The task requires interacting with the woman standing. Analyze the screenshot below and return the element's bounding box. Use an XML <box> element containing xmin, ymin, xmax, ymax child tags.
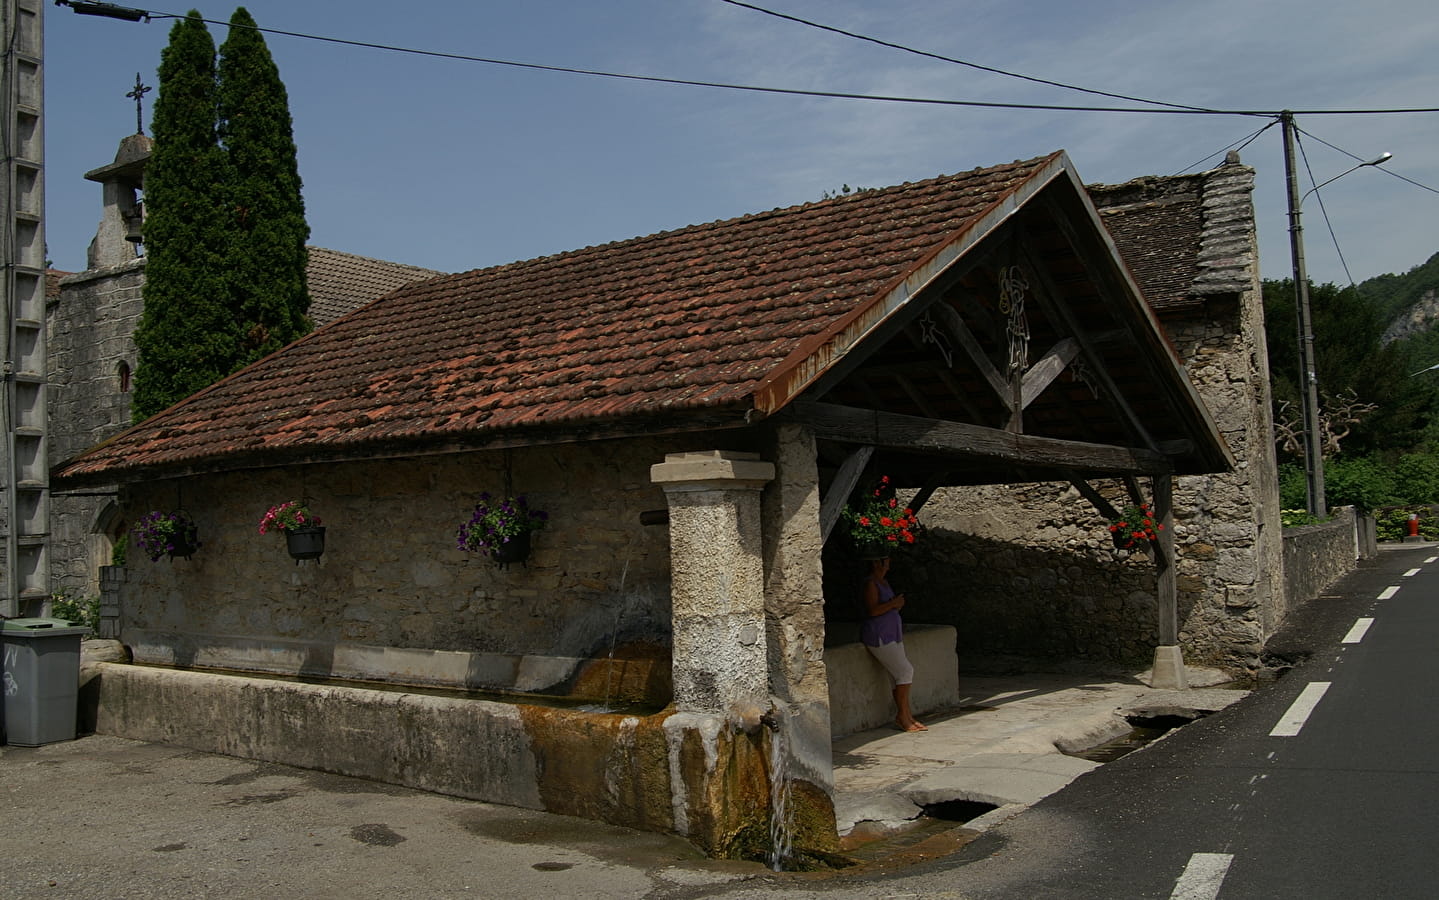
<box><xmin>861</xmin><ymin>556</ymin><xmax>926</xmax><ymax>732</ymax></box>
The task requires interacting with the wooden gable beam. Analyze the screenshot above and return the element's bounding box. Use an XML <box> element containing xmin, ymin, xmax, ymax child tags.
<box><xmin>1020</xmin><ymin>337</ymin><xmax>1079</xmax><ymax>409</ymax></box>
<box><xmin>1013</xmin><ymin>233</ymin><xmax>1161</xmax><ymax>452</ymax></box>
<box><xmin>787</xmin><ymin>401</ymin><xmax>1171</xmax><ymax>475</ymax></box>
<box><xmin>927</xmin><ymin>301</ymin><xmax>1011</xmax><ymax>408</ymax></box>
<box><xmin>819</xmin><ymin>445</ymin><xmax>874</xmax><ymax>543</ymax></box>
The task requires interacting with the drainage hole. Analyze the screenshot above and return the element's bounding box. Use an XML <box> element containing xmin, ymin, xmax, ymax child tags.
<box><xmin>921</xmin><ymin>799</ymin><xmax>999</xmax><ymax>823</ymax></box>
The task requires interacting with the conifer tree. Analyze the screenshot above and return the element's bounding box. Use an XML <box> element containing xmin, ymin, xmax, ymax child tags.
<box><xmin>217</xmin><ymin>6</ymin><xmax>311</xmax><ymax>361</ymax></box>
<box><xmin>132</xmin><ymin>11</ymin><xmax>240</xmax><ymax>420</ymax></box>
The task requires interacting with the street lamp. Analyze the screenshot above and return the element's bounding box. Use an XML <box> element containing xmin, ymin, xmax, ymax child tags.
<box><xmin>1280</xmin><ymin>110</ymin><xmax>1391</xmax><ymax>518</ymax></box>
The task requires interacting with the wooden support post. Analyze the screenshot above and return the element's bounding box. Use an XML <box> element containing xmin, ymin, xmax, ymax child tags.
<box><xmin>1150</xmin><ymin>473</ymin><xmax>1187</xmax><ymax>689</ymax></box>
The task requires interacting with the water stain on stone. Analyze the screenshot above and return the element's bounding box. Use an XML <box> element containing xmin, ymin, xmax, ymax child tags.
<box><xmin>219</xmin><ymin>789</ymin><xmax>299</xmax><ymax>807</ymax></box>
<box><xmin>350</xmin><ymin>823</ymin><xmax>406</xmax><ymax>847</ymax></box>
<box><xmin>532</xmin><ymin>861</ymin><xmax>574</xmax><ymax>872</ymax></box>
<box><xmin>152</xmin><ymin>843</ymin><xmax>187</xmax><ymax>852</ymax></box>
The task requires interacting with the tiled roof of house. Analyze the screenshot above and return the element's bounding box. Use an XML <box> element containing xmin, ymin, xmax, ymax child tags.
<box><xmin>54</xmin><ymin>153</ymin><xmax>1066</xmax><ymax>484</ymax></box>
<box><xmin>304</xmin><ymin>247</ymin><xmax>445</xmax><ymax>325</ymax></box>
<box><xmin>45</xmin><ymin>269</ymin><xmax>72</xmax><ymax>299</ymax></box>
<box><xmin>1089</xmin><ymin>156</ymin><xmax>1256</xmax><ymax>308</ymax></box>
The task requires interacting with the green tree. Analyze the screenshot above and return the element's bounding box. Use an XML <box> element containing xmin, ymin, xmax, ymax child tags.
<box><xmin>133</xmin><ymin>11</ymin><xmax>241</xmax><ymax>420</ymax></box>
<box><xmin>1263</xmin><ymin>278</ymin><xmax>1433</xmax><ymax>455</ymax></box>
<box><xmin>217</xmin><ymin>6</ymin><xmax>311</xmax><ymax>361</ymax></box>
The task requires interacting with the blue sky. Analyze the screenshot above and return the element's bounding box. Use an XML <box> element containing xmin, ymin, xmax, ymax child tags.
<box><xmin>44</xmin><ymin>0</ymin><xmax>1439</xmax><ymax>288</ymax></box>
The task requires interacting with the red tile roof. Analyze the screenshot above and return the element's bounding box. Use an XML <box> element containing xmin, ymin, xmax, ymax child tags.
<box><xmin>54</xmin><ymin>152</ymin><xmax>1096</xmax><ymax>485</ymax></box>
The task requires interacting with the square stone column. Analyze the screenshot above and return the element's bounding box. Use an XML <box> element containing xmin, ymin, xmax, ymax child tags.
<box><xmin>651</xmin><ymin>450</ymin><xmax>774</xmax><ymax>716</ymax></box>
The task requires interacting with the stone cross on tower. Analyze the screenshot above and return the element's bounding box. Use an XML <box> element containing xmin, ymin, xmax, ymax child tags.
<box><xmin>125</xmin><ymin>71</ymin><xmax>150</xmax><ymax>135</ymax></box>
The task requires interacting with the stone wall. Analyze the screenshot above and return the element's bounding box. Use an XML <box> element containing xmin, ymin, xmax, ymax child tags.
<box><xmin>46</xmin><ymin>259</ymin><xmax>146</xmax><ymax>596</ymax></box>
<box><xmin>1281</xmin><ymin>507</ymin><xmax>1359</xmax><ymax>612</ymax></box>
<box><xmin>115</xmin><ymin>437</ymin><xmax>724</xmax><ymax>677</ymax></box>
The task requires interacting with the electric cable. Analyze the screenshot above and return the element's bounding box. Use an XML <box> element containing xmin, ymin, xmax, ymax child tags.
<box><xmin>86</xmin><ymin>8</ymin><xmax>1437</xmax><ymax>119</ymax></box>
<box><xmin>1294</xmin><ymin>127</ymin><xmax>1357</xmax><ymax>286</ymax></box>
<box><xmin>1296</xmin><ymin>125</ymin><xmax>1439</xmax><ymax>196</ymax></box>
<box><xmin>717</xmin><ymin>0</ymin><xmax>1219</xmax><ymax>112</ymax></box>
<box><xmin>1172</xmin><ymin>120</ymin><xmax>1279</xmax><ymax>175</ymax></box>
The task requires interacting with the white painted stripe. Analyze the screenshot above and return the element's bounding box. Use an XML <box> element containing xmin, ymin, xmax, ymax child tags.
<box><xmin>1171</xmin><ymin>852</ymin><xmax>1234</xmax><ymax>900</ymax></box>
<box><xmin>1341</xmin><ymin>618</ymin><xmax>1374</xmax><ymax>644</ymax></box>
<box><xmin>1404</xmin><ymin>568</ymin><xmax>1421</xmax><ymax>577</ymax></box>
<box><xmin>1426</xmin><ymin>557</ymin><xmax>1438</xmax><ymax>564</ymax></box>
<box><xmin>1271</xmin><ymin>682</ymin><xmax>1331</xmax><ymax>737</ymax></box>
<box><xmin>1378</xmin><ymin>586</ymin><xmax>1400</xmax><ymax>600</ymax></box>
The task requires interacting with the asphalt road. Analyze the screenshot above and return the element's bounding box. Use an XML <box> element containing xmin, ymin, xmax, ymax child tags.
<box><xmin>797</xmin><ymin>542</ymin><xmax>1439</xmax><ymax>900</ymax></box>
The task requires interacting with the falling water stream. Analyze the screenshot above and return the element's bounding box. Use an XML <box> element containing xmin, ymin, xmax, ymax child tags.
<box><xmin>599</xmin><ymin>553</ymin><xmax>633</xmax><ymax>711</ymax></box>
<box><xmin>767</xmin><ymin>707</ymin><xmax>795</xmax><ymax>871</ymax></box>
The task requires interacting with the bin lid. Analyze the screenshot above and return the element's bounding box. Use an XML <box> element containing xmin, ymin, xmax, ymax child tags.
<box><xmin>1</xmin><ymin>617</ymin><xmax>86</xmax><ymax>636</ymax></box>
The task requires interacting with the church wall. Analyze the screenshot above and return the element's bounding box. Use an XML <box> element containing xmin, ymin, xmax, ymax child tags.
<box><xmin>46</xmin><ymin>259</ymin><xmax>145</xmax><ymax>596</ymax></box>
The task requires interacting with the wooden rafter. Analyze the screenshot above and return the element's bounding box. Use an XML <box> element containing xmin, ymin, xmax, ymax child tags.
<box><xmin>819</xmin><ymin>445</ymin><xmax>874</xmax><ymax>542</ymax></box>
<box><xmin>787</xmin><ymin>401</ymin><xmax>1171</xmax><ymax>476</ymax></box>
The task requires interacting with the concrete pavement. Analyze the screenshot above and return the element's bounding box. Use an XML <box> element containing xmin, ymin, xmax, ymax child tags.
<box><xmin>830</xmin><ymin>668</ymin><xmax>1248</xmax><ymax>846</ymax></box>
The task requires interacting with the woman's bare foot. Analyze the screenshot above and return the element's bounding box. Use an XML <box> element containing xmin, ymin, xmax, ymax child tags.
<box><xmin>897</xmin><ymin>719</ymin><xmax>928</xmax><ymax>732</ymax></box>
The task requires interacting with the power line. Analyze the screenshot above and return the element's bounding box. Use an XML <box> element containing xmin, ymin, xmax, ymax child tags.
<box><xmin>1294</xmin><ymin>127</ymin><xmax>1357</xmax><ymax>286</ymax></box>
<box><xmin>1296</xmin><ymin>125</ymin><xmax>1439</xmax><ymax>196</ymax></box>
<box><xmin>1172</xmin><ymin>120</ymin><xmax>1279</xmax><ymax>175</ymax></box>
<box><xmin>718</xmin><ymin>0</ymin><xmax>1218</xmax><ymax>113</ymax></box>
<box><xmin>101</xmin><ymin>8</ymin><xmax>1438</xmax><ymax>119</ymax></box>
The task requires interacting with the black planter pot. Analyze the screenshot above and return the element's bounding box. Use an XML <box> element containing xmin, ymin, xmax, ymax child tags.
<box><xmin>490</xmin><ymin>531</ymin><xmax>532</xmax><ymax>568</ymax></box>
<box><xmin>167</xmin><ymin>523</ymin><xmax>200</xmax><ymax>561</ymax></box>
<box><xmin>286</xmin><ymin>526</ymin><xmax>326</xmax><ymax>563</ymax></box>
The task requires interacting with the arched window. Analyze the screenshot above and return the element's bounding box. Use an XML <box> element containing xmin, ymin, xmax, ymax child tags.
<box><xmin>117</xmin><ymin>361</ymin><xmax>131</xmax><ymax>393</ymax></box>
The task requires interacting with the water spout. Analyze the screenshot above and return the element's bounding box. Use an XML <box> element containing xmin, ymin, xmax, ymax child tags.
<box><xmin>766</xmin><ymin>702</ymin><xmax>794</xmax><ymax>871</ymax></box>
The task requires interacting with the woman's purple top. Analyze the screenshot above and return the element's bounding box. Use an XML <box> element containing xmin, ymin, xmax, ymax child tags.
<box><xmin>861</xmin><ymin>577</ymin><xmax>904</xmax><ymax>647</ymax></box>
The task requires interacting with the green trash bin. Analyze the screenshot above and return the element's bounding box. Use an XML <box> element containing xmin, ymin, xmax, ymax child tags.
<box><xmin>2</xmin><ymin>618</ymin><xmax>86</xmax><ymax>746</ymax></box>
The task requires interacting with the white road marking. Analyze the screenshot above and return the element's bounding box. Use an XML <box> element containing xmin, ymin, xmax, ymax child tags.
<box><xmin>1342</xmin><ymin>618</ymin><xmax>1374</xmax><ymax>644</ymax></box>
<box><xmin>1171</xmin><ymin>852</ymin><xmax>1234</xmax><ymax>900</ymax></box>
<box><xmin>1271</xmin><ymin>682</ymin><xmax>1331</xmax><ymax>737</ymax></box>
<box><xmin>1404</xmin><ymin>568</ymin><xmax>1421</xmax><ymax>577</ymax></box>
<box><xmin>1378</xmin><ymin>586</ymin><xmax>1400</xmax><ymax>600</ymax></box>
<box><xmin>1425</xmin><ymin>557</ymin><xmax>1437</xmax><ymax>564</ymax></box>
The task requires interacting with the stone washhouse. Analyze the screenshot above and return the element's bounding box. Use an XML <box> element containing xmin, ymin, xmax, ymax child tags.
<box><xmin>53</xmin><ymin>151</ymin><xmax>1233</xmax><ymax>860</ymax></box>
<box><xmin>908</xmin><ymin>154</ymin><xmax>1286</xmax><ymax>674</ymax></box>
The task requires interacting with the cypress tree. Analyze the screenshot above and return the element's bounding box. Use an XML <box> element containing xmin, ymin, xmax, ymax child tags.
<box><xmin>132</xmin><ymin>11</ymin><xmax>240</xmax><ymax>420</ymax></box>
<box><xmin>217</xmin><ymin>6</ymin><xmax>311</xmax><ymax>361</ymax></box>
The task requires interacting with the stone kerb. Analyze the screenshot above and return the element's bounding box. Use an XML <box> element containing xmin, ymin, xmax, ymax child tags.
<box><xmin>1281</xmin><ymin>506</ymin><xmax>1360</xmax><ymax>612</ymax></box>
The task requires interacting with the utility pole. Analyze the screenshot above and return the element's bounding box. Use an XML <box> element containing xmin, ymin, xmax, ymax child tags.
<box><xmin>1281</xmin><ymin>110</ymin><xmax>1327</xmax><ymax>519</ymax></box>
<box><xmin>2</xmin><ymin>0</ymin><xmax>49</xmax><ymax>617</ymax></box>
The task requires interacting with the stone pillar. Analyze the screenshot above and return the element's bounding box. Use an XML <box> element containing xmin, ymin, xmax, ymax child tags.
<box><xmin>650</xmin><ymin>451</ymin><xmax>775</xmax><ymax>858</ymax></box>
<box><xmin>651</xmin><ymin>450</ymin><xmax>774</xmax><ymax>716</ymax></box>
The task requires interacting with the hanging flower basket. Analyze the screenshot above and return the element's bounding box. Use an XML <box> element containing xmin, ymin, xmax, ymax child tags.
<box><xmin>260</xmin><ymin>500</ymin><xmax>325</xmax><ymax>563</ymax></box>
<box><xmin>490</xmin><ymin>530</ymin><xmax>532</xmax><ymax>567</ymax></box>
<box><xmin>133</xmin><ymin>510</ymin><xmax>201</xmax><ymax>562</ymax></box>
<box><xmin>284</xmin><ymin>525</ymin><xmax>326</xmax><ymax>562</ymax></box>
<box><xmin>457</xmin><ymin>493</ymin><xmax>547</xmax><ymax>569</ymax></box>
<box><xmin>1108</xmin><ymin>503</ymin><xmax>1162</xmax><ymax>550</ymax></box>
<box><xmin>842</xmin><ymin>475</ymin><xmax>920</xmax><ymax>558</ymax></box>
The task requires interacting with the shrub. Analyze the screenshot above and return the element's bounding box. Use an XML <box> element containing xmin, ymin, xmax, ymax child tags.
<box><xmin>50</xmin><ymin>592</ymin><xmax>100</xmax><ymax>634</ymax></box>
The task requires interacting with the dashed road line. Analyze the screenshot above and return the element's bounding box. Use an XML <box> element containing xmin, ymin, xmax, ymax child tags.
<box><xmin>1341</xmin><ymin>618</ymin><xmax>1374</xmax><ymax>644</ymax></box>
<box><xmin>1171</xmin><ymin>852</ymin><xmax>1234</xmax><ymax>900</ymax></box>
<box><xmin>1403</xmin><ymin>568</ymin><xmax>1421</xmax><ymax>577</ymax></box>
<box><xmin>1378</xmin><ymin>586</ymin><xmax>1400</xmax><ymax>600</ymax></box>
<box><xmin>1271</xmin><ymin>682</ymin><xmax>1331</xmax><ymax>737</ymax></box>
<box><xmin>1425</xmin><ymin>556</ymin><xmax>1437</xmax><ymax>564</ymax></box>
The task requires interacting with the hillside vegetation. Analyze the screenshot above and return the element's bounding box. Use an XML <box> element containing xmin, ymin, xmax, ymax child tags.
<box><xmin>1263</xmin><ymin>251</ymin><xmax>1439</xmax><ymax>513</ymax></box>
